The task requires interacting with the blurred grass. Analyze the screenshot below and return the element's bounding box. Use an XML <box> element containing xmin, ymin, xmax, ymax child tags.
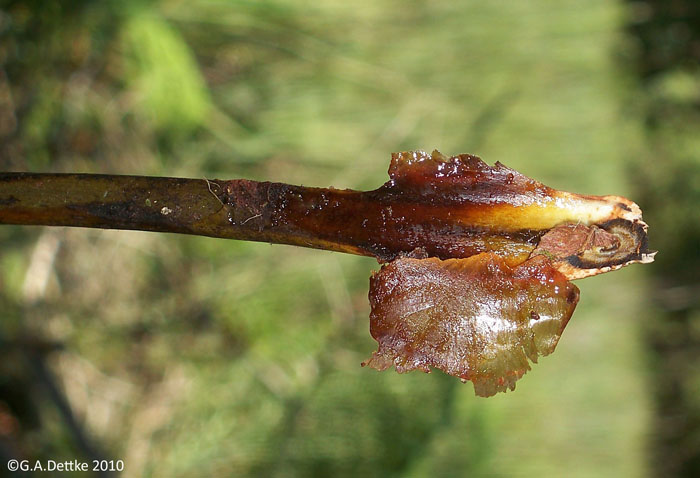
<box><xmin>623</xmin><ymin>1</ymin><xmax>700</xmax><ymax>474</ymax></box>
<box><xmin>0</xmin><ymin>0</ymin><xmax>662</xmax><ymax>476</ymax></box>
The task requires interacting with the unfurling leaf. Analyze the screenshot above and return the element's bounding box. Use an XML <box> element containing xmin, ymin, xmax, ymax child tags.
<box><xmin>364</xmin><ymin>254</ymin><xmax>579</xmax><ymax>397</ymax></box>
<box><xmin>361</xmin><ymin>150</ymin><xmax>653</xmax><ymax>396</ymax></box>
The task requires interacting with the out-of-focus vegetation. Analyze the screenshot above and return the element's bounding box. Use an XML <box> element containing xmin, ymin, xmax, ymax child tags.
<box><xmin>623</xmin><ymin>1</ymin><xmax>700</xmax><ymax>476</ymax></box>
<box><xmin>0</xmin><ymin>0</ymin><xmax>694</xmax><ymax>476</ymax></box>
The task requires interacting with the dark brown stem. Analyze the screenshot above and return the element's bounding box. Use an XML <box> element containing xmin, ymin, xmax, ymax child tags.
<box><xmin>0</xmin><ymin>173</ymin><xmax>228</xmax><ymax>234</ymax></box>
<box><xmin>0</xmin><ymin>172</ymin><xmax>539</xmax><ymax>262</ymax></box>
<box><xmin>0</xmin><ymin>172</ymin><xmax>368</xmax><ymax>254</ymax></box>
<box><xmin>0</xmin><ymin>151</ymin><xmax>652</xmax><ymax>273</ymax></box>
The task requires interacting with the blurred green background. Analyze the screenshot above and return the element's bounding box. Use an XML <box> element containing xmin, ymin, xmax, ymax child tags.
<box><xmin>0</xmin><ymin>0</ymin><xmax>698</xmax><ymax>476</ymax></box>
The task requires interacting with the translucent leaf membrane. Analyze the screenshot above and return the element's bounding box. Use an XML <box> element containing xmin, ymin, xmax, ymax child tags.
<box><xmin>364</xmin><ymin>254</ymin><xmax>579</xmax><ymax>397</ymax></box>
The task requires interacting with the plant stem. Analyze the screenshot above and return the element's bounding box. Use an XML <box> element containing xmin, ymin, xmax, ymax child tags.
<box><xmin>0</xmin><ymin>173</ymin><xmax>367</xmax><ymax>255</ymax></box>
<box><xmin>0</xmin><ymin>151</ymin><xmax>652</xmax><ymax>272</ymax></box>
<box><xmin>0</xmin><ymin>171</ymin><xmax>539</xmax><ymax>262</ymax></box>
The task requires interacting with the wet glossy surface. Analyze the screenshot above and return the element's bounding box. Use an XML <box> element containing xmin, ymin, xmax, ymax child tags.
<box><xmin>1</xmin><ymin>152</ymin><xmax>651</xmax><ymax>273</ymax></box>
<box><xmin>364</xmin><ymin>253</ymin><xmax>579</xmax><ymax>397</ymax></box>
<box><xmin>218</xmin><ymin>151</ymin><xmax>650</xmax><ymax>268</ymax></box>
